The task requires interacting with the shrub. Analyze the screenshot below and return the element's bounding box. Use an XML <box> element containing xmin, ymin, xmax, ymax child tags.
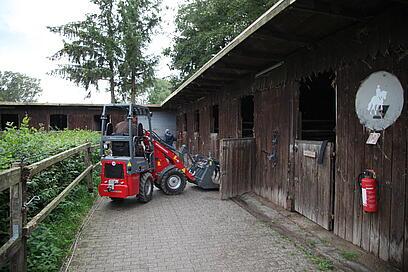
<box><xmin>0</xmin><ymin>117</ymin><xmax>100</xmax><ymax>271</ymax></box>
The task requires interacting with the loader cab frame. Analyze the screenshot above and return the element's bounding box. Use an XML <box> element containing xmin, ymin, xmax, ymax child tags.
<box><xmin>99</xmin><ymin>104</ymin><xmax>155</xmax><ymax>170</ymax></box>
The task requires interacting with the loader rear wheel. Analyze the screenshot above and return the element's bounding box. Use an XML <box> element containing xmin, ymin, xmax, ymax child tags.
<box><xmin>138</xmin><ymin>172</ymin><xmax>153</xmax><ymax>203</ymax></box>
<box><xmin>161</xmin><ymin>169</ymin><xmax>186</xmax><ymax>195</ymax></box>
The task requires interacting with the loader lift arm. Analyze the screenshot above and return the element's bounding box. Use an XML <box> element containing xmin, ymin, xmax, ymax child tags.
<box><xmin>143</xmin><ymin>130</ymin><xmax>196</xmax><ymax>182</ymax></box>
<box><xmin>144</xmin><ymin>130</ymin><xmax>220</xmax><ymax>190</ymax></box>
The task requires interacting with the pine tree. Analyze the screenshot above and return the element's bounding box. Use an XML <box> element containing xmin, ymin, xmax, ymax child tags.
<box><xmin>118</xmin><ymin>0</ymin><xmax>160</xmax><ymax>104</ymax></box>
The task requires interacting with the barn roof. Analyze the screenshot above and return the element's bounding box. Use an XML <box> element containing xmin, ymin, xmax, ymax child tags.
<box><xmin>161</xmin><ymin>0</ymin><xmax>406</xmax><ymax>108</ymax></box>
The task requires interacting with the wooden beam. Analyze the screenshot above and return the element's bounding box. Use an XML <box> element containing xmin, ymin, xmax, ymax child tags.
<box><xmin>204</xmin><ymin>71</ymin><xmax>242</xmax><ymax>80</ymax></box>
<box><xmin>187</xmin><ymin>86</ymin><xmax>218</xmax><ymax>92</ymax></box>
<box><xmin>195</xmin><ymin>78</ymin><xmax>233</xmax><ymax>87</ymax></box>
<box><xmin>0</xmin><ymin>167</ymin><xmax>20</xmax><ymax>192</ymax></box>
<box><xmin>83</xmin><ymin>147</ymin><xmax>93</xmax><ymax>193</ymax></box>
<box><xmin>24</xmin><ymin>165</ymin><xmax>93</xmax><ymax>236</ymax></box>
<box><xmin>199</xmin><ymin>71</ymin><xmax>238</xmax><ymax>81</ymax></box>
<box><xmin>211</xmin><ymin>66</ymin><xmax>253</xmax><ymax>74</ymax></box>
<box><xmin>229</xmin><ymin>49</ymin><xmax>282</xmax><ymax>61</ymax></box>
<box><xmin>0</xmin><ymin>238</ymin><xmax>21</xmax><ymax>267</ymax></box>
<box><xmin>27</xmin><ymin>143</ymin><xmax>91</xmax><ymax>177</ymax></box>
<box><xmin>9</xmin><ymin>178</ymin><xmax>25</xmax><ymax>272</ymax></box>
<box><xmin>185</xmin><ymin>89</ymin><xmax>214</xmax><ymax>95</ymax></box>
<box><xmin>256</xmin><ymin>28</ymin><xmax>312</xmax><ymax>44</ymax></box>
<box><xmin>214</xmin><ymin>62</ymin><xmax>259</xmax><ymax>73</ymax></box>
<box><xmin>291</xmin><ymin>6</ymin><xmax>365</xmax><ymax>22</ymax></box>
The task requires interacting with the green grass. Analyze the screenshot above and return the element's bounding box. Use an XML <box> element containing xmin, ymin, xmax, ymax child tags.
<box><xmin>340</xmin><ymin>250</ymin><xmax>359</xmax><ymax>262</ymax></box>
<box><xmin>301</xmin><ymin>247</ymin><xmax>334</xmax><ymax>271</ymax></box>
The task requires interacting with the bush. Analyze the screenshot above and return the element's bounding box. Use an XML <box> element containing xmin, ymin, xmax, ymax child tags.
<box><xmin>0</xmin><ymin>117</ymin><xmax>100</xmax><ymax>271</ymax></box>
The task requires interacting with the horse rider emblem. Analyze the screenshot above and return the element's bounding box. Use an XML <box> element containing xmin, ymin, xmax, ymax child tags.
<box><xmin>367</xmin><ymin>85</ymin><xmax>388</xmax><ymax>118</ymax></box>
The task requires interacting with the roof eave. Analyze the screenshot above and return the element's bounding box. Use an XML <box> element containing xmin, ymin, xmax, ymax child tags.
<box><xmin>160</xmin><ymin>0</ymin><xmax>297</xmax><ymax>107</ymax></box>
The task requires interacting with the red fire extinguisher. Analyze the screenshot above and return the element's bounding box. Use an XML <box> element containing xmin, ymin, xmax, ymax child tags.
<box><xmin>357</xmin><ymin>170</ymin><xmax>378</xmax><ymax>213</ymax></box>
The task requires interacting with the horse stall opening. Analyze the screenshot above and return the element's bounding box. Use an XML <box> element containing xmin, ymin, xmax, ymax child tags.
<box><xmin>293</xmin><ymin>71</ymin><xmax>337</xmax><ymax>230</ymax></box>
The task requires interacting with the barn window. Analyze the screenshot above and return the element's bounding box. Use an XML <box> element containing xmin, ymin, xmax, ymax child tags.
<box><xmin>299</xmin><ymin>71</ymin><xmax>336</xmax><ymax>141</ymax></box>
<box><xmin>50</xmin><ymin>114</ymin><xmax>68</xmax><ymax>130</ymax></box>
<box><xmin>210</xmin><ymin>105</ymin><xmax>219</xmax><ymax>133</ymax></box>
<box><xmin>94</xmin><ymin>115</ymin><xmax>102</xmax><ymax>131</ymax></box>
<box><xmin>194</xmin><ymin>110</ymin><xmax>199</xmax><ymax>133</ymax></box>
<box><xmin>241</xmin><ymin>95</ymin><xmax>254</xmax><ymax>137</ymax></box>
<box><xmin>183</xmin><ymin>113</ymin><xmax>187</xmax><ymax>131</ymax></box>
<box><xmin>1</xmin><ymin>114</ymin><xmax>19</xmax><ymax>130</ymax></box>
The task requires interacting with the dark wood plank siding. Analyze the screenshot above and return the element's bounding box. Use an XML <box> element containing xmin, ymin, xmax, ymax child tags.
<box><xmin>253</xmin><ymin>81</ymin><xmax>292</xmax><ymax>208</ymax></box>
<box><xmin>334</xmin><ymin>54</ymin><xmax>408</xmax><ymax>269</ymax></box>
<box><xmin>174</xmin><ymin>7</ymin><xmax>408</xmax><ymax>269</ymax></box>
<box><xmin>220</xmin><ymin>138</ymin><xmax>255</xmax><ymax>199</ymax></box>
<box><xmin>294</xmin><ymin>141</ymin><xmax>334</xmax><ymax>230</ymax></box>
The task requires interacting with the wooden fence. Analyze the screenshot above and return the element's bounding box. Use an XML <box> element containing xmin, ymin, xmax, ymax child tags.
<box><xmin>219</xmin><ymin>138</ymin><xmax>255</xmax><ymax>199</ymax></box>
<box><xmin>0</xmin><ymin>143</ymin><xmax>99</xmax><ymax>271</ymax></box>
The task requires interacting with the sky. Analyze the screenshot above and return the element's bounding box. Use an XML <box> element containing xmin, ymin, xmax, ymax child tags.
<box><xmin>0</xmin><ymin>0</ymin><xmax>181</xmax><ymax>104</ymax></box>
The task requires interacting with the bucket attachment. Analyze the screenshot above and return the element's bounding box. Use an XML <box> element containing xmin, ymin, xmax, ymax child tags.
<box><xmin>189</xmin><ymin>154</ymin><xmax>220</xmax><ymax>189</ymax></box>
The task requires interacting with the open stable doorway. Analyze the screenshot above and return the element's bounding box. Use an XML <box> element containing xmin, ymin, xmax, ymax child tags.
<box><xmin>241</xmin><ymin>95</ymin><xmax>254</xmax><ymax>138</ymax></box>
<box><xmin>50</xmin><ymin>114</ymin><xmax>68</xmax><ymax>130</ymax></box>
<box><xmin>294</xmin><ymin>71</ymin><xmax>336</xmax><ymax>231</ymax></box>
<box><xmin>299</xmin><ymin>71</ymin><xmax>336</xmax><ymax>142</ymax></box>
<box><xmin>1</xmin><ymin>114</ymin><xmax>19</xmax><ymax>130</ymax></box>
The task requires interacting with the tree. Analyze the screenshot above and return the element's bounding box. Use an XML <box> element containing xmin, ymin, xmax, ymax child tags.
<box><xmin>165</xmin><ymin>0</ymin><xmax>277</xmax><ymax>86</ymax></box>
<box><xmin>0</xmin><ymin>71</ymin><xmax>42</xmax><ymax>102</ymax></box>
<box><xmin>49</xmin><ymin>0</ymin><xmax>160</xmax><ymax>104</ymax></box>
<box><xmin>49</xmin><ymin>15</ymin><xmax>116</xmax><ymax>102</ymax></box>
<box><xmin>117</xmin><ymin>0</ymin><xmax>160</xmax><ymax>103</ymax></box>
<box><xmin>146</xmin><ymin>78</ymin><xmax>171</xmax><ymax>104</ymax></box>
<box><xmin>48</xmin><ymin>1</ymin><xmax>121</xmax><ymax>103</ymax></box>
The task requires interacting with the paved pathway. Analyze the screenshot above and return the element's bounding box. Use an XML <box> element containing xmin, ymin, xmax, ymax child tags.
<box><xmin>68</xmin><ymin>185</ymin><xmax>318</xmax><ymax>272</ymax></box>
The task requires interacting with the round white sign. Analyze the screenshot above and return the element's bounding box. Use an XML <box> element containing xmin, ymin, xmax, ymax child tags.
<box><xmin>355</xmin><ymin>71</ymin><xmax>404</xmax><ymax>131</ymax></box>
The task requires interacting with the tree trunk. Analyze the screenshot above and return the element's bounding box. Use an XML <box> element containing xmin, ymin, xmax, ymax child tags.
<box><xmin>130</xmin><ymin>71</ymin><xmax>136</xmax><ymax>104</ymax></box>
<box><xmin>109</xmin><ymin>61</ymin><xmax>116</xmax><ymax>103</ymax></box>
<box><xmin>110</xmin><ymin>77</ymin><xmax>115</xmax><ymax>103</ymax></box>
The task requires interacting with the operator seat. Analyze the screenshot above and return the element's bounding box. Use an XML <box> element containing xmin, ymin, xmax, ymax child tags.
<box><xmin>105</xmin><ymin>122</ymin><xmax>113</xmax><ymax>136</ymax></box>
<box><xmin>134</xmin><ymin>123</ymin><xmax>145</xmax><ymax>157</ymax></box>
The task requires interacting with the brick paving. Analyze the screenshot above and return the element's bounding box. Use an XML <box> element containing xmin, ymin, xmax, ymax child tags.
<box><xmin>67</xmin><ymin>185</ymin><xmax>318</xmax><ymax>272</ymax></box>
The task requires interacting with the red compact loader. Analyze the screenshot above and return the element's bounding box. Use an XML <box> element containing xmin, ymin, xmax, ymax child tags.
<box><xmin>98</xmin><ymin>104</ymin><xmax>219</xmax><ymax>203</ymax></box>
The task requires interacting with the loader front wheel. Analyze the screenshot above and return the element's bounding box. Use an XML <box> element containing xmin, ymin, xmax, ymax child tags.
<box><xmin>154</xmin><ymin>181</ymin><xmax>162</xmax><ymax>190</ymax></box>
<box><xmin>138</xmin><ymin>172</ymin><xmax>153</xmax><ymax>203</ymax></box>
<box><xmin>161</xmin><ymin>169</ymin><xmax>187</xmax><ymax>195</ymax></box>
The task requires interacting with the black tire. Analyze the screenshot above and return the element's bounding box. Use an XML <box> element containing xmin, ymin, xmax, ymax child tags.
<box><xmin>110</xmin><ymin>197</ymin><xmax>124</xmax><ymax>202</ymax></box>
<box><xmin>138</xmin><ymin>172</ymin><xmax>153</xmax><ymax>203</ymax></box>
<box><xmin>161</xmin><ymin>169</ymin><xmax>187</xmax><ymax>195</ymax></box>
<box><xmin>154</xmin><ymin>181</ymin><xmax>162</xmax><ymax>190</ymax></box>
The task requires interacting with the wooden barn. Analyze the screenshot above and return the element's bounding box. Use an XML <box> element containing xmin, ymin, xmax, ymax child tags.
<box><xmin>0</xmin><ymin>102</ymin><xmax>176</xmax><ymax>136</ymax></box>
<box><xmin>161</xmin><ymin>0</ymin><xmax>408</xmax><ymax>270</ymax></box>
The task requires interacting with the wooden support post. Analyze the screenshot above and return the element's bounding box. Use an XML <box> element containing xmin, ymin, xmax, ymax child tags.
<box><xmin>84</xmin><ymin>147</ymin><xmax>93</xmax><ymax>192</ymax></box>
<box><xmin>9</xmin><ymin>163</ymin><xmax>28</xmax><ymax>272</ymax></box>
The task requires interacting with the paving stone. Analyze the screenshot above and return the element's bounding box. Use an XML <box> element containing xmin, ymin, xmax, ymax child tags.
<box><xmin>68</xmin><ymin>185</ymin><xmax>317</xmax><ymax>271</ymax></box>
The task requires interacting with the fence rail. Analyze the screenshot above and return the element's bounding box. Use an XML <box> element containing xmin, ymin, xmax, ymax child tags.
<box><xmin>0</xmin><ymin>143</ymin><xmax>99</xmax><ymax>271</ymax></box>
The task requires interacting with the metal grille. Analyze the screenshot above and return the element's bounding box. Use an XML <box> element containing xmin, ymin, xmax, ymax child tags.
<box><xmin>104</xmin><ymin>163</ymin><xmax>124</xmax><ymax>179</ymax></box>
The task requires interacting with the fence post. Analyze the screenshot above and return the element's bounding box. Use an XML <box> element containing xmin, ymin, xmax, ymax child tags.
<box><xmin>10</xmin><ymin>163</ymin><xmax>28</xmax><ymax>272</ymax></box>
<box><xmin>84</xmin><ymin>146</ymin><xmax>93</xmax><ymax>192</ymax></box>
